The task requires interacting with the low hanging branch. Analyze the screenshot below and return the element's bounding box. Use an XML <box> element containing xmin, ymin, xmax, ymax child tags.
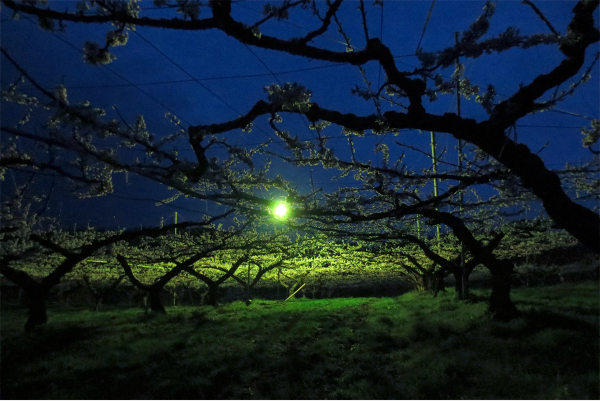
<box><xmin>82</xmin><ymin>274</ymin><xmax>126</xmax><ymax>311</ymax></box>
<box><xmin>182</xmin><ymin>255</ymin><xmax>249</xmax><ymax>306</ymax></box>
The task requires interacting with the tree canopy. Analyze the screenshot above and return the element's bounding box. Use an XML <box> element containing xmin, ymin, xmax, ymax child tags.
<box><xmin>1</xmin><ymin>0</ymin><xmax>598</xmax><ymax>326</ymax></box>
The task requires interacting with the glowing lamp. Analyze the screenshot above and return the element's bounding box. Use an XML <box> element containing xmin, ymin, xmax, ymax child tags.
<box><xmin>273</xmin><ymin>202</ymin><xmax>288</xmax><ymax>219</ymax></box>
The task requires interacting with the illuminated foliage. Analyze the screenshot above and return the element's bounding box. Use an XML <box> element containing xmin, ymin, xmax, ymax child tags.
<box><xmin>1</xmin><ymin>0</ymin><xmax>598</xmax><ymax>326</ymax></box>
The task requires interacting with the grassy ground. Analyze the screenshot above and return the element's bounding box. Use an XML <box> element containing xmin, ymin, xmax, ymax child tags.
<box><xmin>1</xmin><ymin>282</ymin><xmax>598</xmax><ymax>399</ymax></box>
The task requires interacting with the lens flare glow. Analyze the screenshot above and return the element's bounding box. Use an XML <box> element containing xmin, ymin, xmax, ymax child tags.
<box><xmin>273</xmin><ymin>202</ymin><xmax>288</xmax><ymax>219</ymax></box>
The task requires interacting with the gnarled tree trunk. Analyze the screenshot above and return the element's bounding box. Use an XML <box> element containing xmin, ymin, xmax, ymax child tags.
<box><xmin>489</xmin><ymin>266</ymin><xmax>519</xmax><ymax>320</ymax></box>
<box><xmin>24</xmin><ymin>290</ymin><xmax>49</xmax><ymax>332</ymax></box>
<box><xmin>147</xmin><ymin>287</ymin><xmax>166</xmax><ymax>314</ymax></box>
<box><xmin>201</xmin><ymin>284</ymin><xmax>221</xmax><ymax>307</ymax></box>
<box><xmin>453</xmin><ymin>270</ymin><xmax>470</xmax><ymax>300</ymax></box>
<box><xmin>0</xmin><ymin>263</ymin><xmax>51</xmax><ymax>331</ymax></box>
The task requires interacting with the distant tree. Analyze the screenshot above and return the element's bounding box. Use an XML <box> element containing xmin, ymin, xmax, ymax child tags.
<box><xmin>305</xmin><ymin>203</ymin><xmax>518</xmax><ymax>316</ymax></box>
<box><xmin>184</xmin><ymin>255</ymin><xmax>250</xmax><ymax>306</ymax></box>
<box><xmin>190</xmin><ymin>232</ymin><xmax>295</xmax><ymax>305</ymax></box>
<box><xmin>359</xmin><ymin>231</ymin><xmax>505</xmax><ymax>298</ymax></box>
<box><xmin>0</xmin><ymin>180</ymin><xmax>231</xmax><ymax>329</ymax></box>
<box><xmin>81</xmin><ymin>273</ymin><xmax>126</xmax><ymax>311</ymax></box>
<box><xmin>114</xmin><ymin>217</ymin><xmax>251</xmax><ymax>312</ymax></box>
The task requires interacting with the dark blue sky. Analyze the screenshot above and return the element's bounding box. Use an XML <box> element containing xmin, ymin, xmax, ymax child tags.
<box><xmin>1</xmin><ymin>1</ymin><xmax>598</xmax><ymax>230</ymax></box>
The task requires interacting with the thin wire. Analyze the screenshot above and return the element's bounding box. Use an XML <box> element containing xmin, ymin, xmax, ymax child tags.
<box><xmin>375</xmin><ymin>1</ymin><xmax>385</xmax><ymax>167</ymax></box>
<box><xmin>5</xmin><ymin>12</ymin><xmax>596</xmax><ymax>140</ymax></box>
<box><xmin>549</xmin><ymin>108</ymin><xmax>597</xmax><ymax>121</ymax></box>
<box><xmin>106</xmin><ymin>193</ymin><xmax>214</xmax><ymax>215</ymax></box>
<box><xmin>377</xmin><ymin>1</ymin><xmax>383</xmax><ymax>90</ymax></box>
<box><xmin>16</xmin><ymin>16</ymin><xmax>193</xmax><ymax>126</ymax></box>
<box><xmin>242</xmin><ymin>42</ymin><xmax>284</xmax><ymax>87</ymax></box>
<box><xmin>110</xmin><ymin>123</ymin><xmax>590</xmax><ymax>153</ymax></box>
<box><xmin>415</xmin><ymin>0</ymin><xmax>436</xmax><ymax>53</ymax></box>
<box><xmin>8</xmin><ymin>54</ymin><xmax>424</xmax><ymax>92</ymax></box>
<box><xmin>52</xmin><ymin>64</ymin><xmax>347</xmax><ymax>89</ymax></box>
<box><xmin>133</xmin><ymin>31</ymin><xmax>244</xmax><ymax>121</ymax></box>
<box><xmin>241</xmin><ymin>42</ymin><xmax>318</xmax><ymax>140</ymax></box>
<box><xmin>132</xmin><ymin>30</ymin><xmax>294</xmax><ymax>147</ymax></box>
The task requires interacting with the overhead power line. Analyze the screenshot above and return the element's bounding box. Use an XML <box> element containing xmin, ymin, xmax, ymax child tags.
<box><xmin>241</xmin><ymin>42</ymin><xmax>318</xmax><ymax>140</ymax></box>
<box><xmin>132</xmin><ymin>30</ymin><xmax>287</xmax><ymax>146</ymax></box>
<box><xmin>139</xmin><ymin>124</ymin><xmax>587</xmax><ymax>151</ymax></box>
<box><xmin>133</xmin><ymin>30</ymin><xmax>248</xmax><ymax>120</ymax></box>
<box><xmin>549</xmin><ymin>108</ymin><xmax>598</xmax><ymax>121</ymax></box>
<box><xmin>43</xmin><ymin>63</ymin><xmax>347</xmax><ymax>89</ymax></box>
<box><xmin>415</xmin><ymin>0</ymin><xmax>436</xmax><ymax>53</ymax></box>
<box><xmin>377</xmin><ymin>0</ymin><xmax>384</xmax><ymax>92</ymax></box>
<box><xmin>14</xmin><ymin>15</ymin><xmax>193</xmax><ymax>127</ymax></box>
<box><xmin>9</xmin><ymin>52</ymin><xmax>425</xmax><ymax>92</ymax></box>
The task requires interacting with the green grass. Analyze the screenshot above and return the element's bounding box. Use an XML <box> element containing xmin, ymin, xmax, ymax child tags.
<box><xmin>2</xmin><ymin>282</ymin><xmax>598</xmax><ymax>399</ymax></box>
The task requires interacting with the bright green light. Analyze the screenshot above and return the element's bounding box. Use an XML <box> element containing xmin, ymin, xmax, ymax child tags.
<box><xmin>273</xmin><ymin>202</ymin><xmax>288</xmax><ymax>219</ymax></box>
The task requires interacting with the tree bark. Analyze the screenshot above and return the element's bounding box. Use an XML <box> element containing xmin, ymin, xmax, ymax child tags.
<box><xmin>418</xmin><ymin>271</ymin><xmax>440</xmax><ymax>293</ymax></box>
<box><xmin>489</xmin><ymin>267</ymin><xmax>519</xmax><ymax>320</ymax></box>
<box><xmin>474</xmin><ymin>129</ymin><xmax>600</xmax><ymax>254</ymax></box>
<box><xmin>433</xmin><ymin>275</ymin><xmax>446</xmax><ymax>296</ymax></box>
<box><xmin>0</xmin><ymin>263</ymin><xmax>51</xmax><ymax>331</ymax></box>
<box><xmin>24</xmin><ymin>291</ymin><xmax>48</xmax><ymax>331</ymax></box>
<box><xmin>244</xmin><ymin>284</ymin><xmax>253</xmax><ymax>306</ymax></box>
<box><xmin>416</xmin><ymin>210</ymin><xmax>519</xmax><ymax>318</ymax></box>
<box><xmin>453</xmin><ymin>270</ymin><xmax>470</xmax><ymax>300</ymax></box>
<box><xmin>452</xmin><ymin>271</ymin><xmax>465</xmax><ymax>300</ymax></box>
<box><xmin>148</xmin><ymin>288</ymin><xmax>166</xmax><ymax>313</ymax></box>
<box><xmin>201</xmin><ymin>284</ymin><xmax>221</xmax><ymax>307</ymax></box>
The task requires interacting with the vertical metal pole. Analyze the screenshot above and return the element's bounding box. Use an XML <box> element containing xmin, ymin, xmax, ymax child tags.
<box><xmin>430</xmin><ymin>131</ymin><xmax>440</xmax><ymax>241</ymax></box>
<box><xmin>174</xmin><ymin>211</ymin><xmax>178</xmax><ymax>236</ymax></box>
<box><xmin>247</xmin><ymin>264</ymin><xmax>251</xmax><ymax>301</ymax></box>
<box><xmin>310</xmin><ymin>170</ymin><xmax>317</xmax><ymax>207</ymax></box>
<box><xmin>455</xmin><ymin>31</ymin><xmax>468</xmax><ymax>300</ymax></box>
<box><xmin>415</xmin><ymin>188</ymin><xmax>421</xmax><ymax>240</ymax></box>
<box><xmin>455</xmin><ymin>32</ymin><xmax>463</xmax><ymax>170</ymax></box>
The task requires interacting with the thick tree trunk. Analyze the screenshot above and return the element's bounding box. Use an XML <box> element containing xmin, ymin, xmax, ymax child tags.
<box><xmin>424</xmin><ymin>275</ymin><xmax>435</xmax><ymax>293</ymax></box>
<box><xmin>435</xmin><ymin>275</ymin><xmax>446</xmax><ymax>295</ymax></box>
<box><xmin>474</xmin><ymin>128</ymin><xmax>600</xmax><ymax>253</ymax></box>
<box><xmin>419</xmin><ymin>272</ymin><xmax>440</xmax><ymax>293</ymax></box>
<box><xmin>0</xmin><ymin>264</ymin><xmax>51</xmax><ymax>331</ymax></box>
<box><xmin>244</xmin><ymin>285</ymin><xmax>252</xmax><ymax>306</ymax></box>
<box><xmin>489</xmin><ymin>268</ymin><xmax>519</xmax><ymax>320</ymax></box>
<box><xmin>202</xmin><ymin>285</ymin><xmax>220</xmax><ymax>307</ymax></box>
<box><xmin>453</xmin><ymin>271</ymin><xmax>470</xmax><ymax>300</ymax></box>
<box><xmin>24</xmin><ymin>292</ymin><xmax>48</xmax><ymax>331</ymax></box>
<box><xmin>148</xmin><ymin>288</ymin><xmax>166</xmax><ymax>314</ymax></box>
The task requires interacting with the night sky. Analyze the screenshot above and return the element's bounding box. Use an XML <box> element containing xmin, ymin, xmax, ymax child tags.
<box><xmin>1</xmin><ymin>1</ymin><xmax>598</xmax><ymax>230</ymax></box>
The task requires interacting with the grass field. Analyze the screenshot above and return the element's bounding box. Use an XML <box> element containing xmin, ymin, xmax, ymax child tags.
<box><xmin>1</xmin><ymin>282</ymin><xmax>598</xmax><ymax>399</ymax></box>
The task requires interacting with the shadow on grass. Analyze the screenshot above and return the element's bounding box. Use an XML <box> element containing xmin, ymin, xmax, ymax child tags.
<box><xmin>522</xmin><ymin>309</ymin><xmax>599</xmax><ymax>332</ymax></box>
<box><xmin>516</xmin><ymin>300</ymin><xmax>599</xmax><ymax>318</ymax></box>
<box><xmin>2</xmin><ymin>292</ymin><xmax>598</xmax><ymax>399</ymax></box>
<box><xmin>2</xmin><ymin>324</ymin><xmax>101</xmax><ymax>365</ymax></box>
<box><xmin>489</xmin><ymin>309</ymin><xmax>599</xmax><ymax>339</ymax></box>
